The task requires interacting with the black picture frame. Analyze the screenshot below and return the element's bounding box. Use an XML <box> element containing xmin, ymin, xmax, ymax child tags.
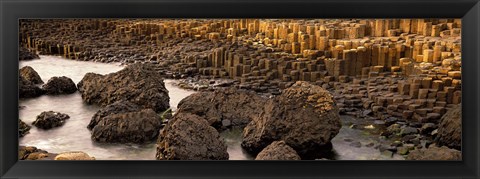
<box><xmin>1</xmin><ymin>0</ymin><xmax>479</xmax><ymax>178</ymax></box>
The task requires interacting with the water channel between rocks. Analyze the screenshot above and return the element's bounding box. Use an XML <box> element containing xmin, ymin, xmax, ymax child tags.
<box><xmin>19</xmin><ymin>55</ymin><xmax>403</xmax><ymax>160</ymax></box>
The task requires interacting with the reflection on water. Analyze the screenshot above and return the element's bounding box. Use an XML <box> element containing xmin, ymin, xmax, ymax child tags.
<box><xmin>19</xmin><ymin>56</ymin><xmax>402</xmax><ymax>160</ymax></box>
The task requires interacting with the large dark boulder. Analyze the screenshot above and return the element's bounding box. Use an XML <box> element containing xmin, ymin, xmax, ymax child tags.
<box><xmin>87</xmin><ymin>100</ymin><xmax>141</xmax><ymax>130</ymax></box>
<box><xmin>176</xmin><ymin>88</ymin><xmax>266</xmax><ymax>129</ymax></box>
<box><xmin>435</xmin><ymin>104</ymin><xmax>461</xmax><ymax>150</ymax></box>
<box><xmin>42</xmin><ymin>76</ymin><xmax>77</xmax><ymax>95</ymax></box>
<box><xmin>77</xmin><ymin>63</ymin><xmax>170</xmax><ymax>113</ymax></box>
<box><xmin>20</xmin><ymin>66</ymin><xmax>44</xmax><ymax>84</ymax></box>
<box><xmin>255</xmin><ymin>141</ymin><xmax>301</xmax><ymax>160</ymax></box>
<box><xmin>19</xmin><ymin>75</ymin><xmax>45</xmax><ymax>98</ymax></box>
<box><xmin>19</xmin><ymin>119</ymin><xmax>31</xmax><ymax>137</ymax></box>
<box><xmin>91</xmin><ymin>108</ymin><xmax>162</xmax><ymax>144</ymax></box>
<box><xmin>406</xmin><ymin>146</ymin><xmax>461</xmax><ymax>160</ymax></box>
<box><xmin>156</xmin><ymin>113</ymin><xmax>229</xmax><ymax>160</ymax></box>
<box><xmin>242</xmin><ymin>81</ymin><xmax>341</xmax><ymax>159</ymax></box>
<box><xmin>32</xmin><ymin>111</ymin><xmax>70</xmax><ymax>129</ymax></box>
<box><xmin>19</xmin><ymin>47</ymin><xmax>39</xmax><ymax>61</ymax></box>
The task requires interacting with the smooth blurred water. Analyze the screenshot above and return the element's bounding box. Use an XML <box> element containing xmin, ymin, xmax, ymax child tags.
<box><xmin>19</xmin><ymin>56</ymin><xmax>402</xmax><ymax>160</ymax></box>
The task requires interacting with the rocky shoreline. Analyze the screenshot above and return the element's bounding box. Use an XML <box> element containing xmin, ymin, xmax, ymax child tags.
<box><xmin>19</xmin><ymin>19</ymin><xmax>462</xmax><ymax>160</ymax></box>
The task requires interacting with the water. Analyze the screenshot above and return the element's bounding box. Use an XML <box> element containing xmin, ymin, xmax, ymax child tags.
<box><xmin>19</xmin><ymin>56</ymin><xmax>402</xmax><ymax>160</ymax></box>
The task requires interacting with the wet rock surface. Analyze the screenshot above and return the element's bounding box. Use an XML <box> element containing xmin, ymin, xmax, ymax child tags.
<box><xmin>32</xmin><ymin>111</ymin><xmax>70</xmax><ymax>129</ymax></box>
<box><xmin>91</xmin><ymin>108</ymin><xmax>162</xmax><ymax>144</ymax></box>
<box><xmin>20</xmin><ymin>66</ymin><xmax>44</xmax><ymax>84</ymax></box>
<box><xmin>176</xmin><ymin>87</ymin><xmax>266</xmax><ymax>129</ymax></box>
<box><xmin>242</xmin><ymin>81</ymin><xmax>341</xmax><ymax>159</ymax></box>
<box><xmin>42</xmin><ymin>76</ymin><xmax>77</xmax><ymax>95</ymax></box>
<box><xmin>435</xmin><ymin>104</ymin><xmax>461</xmax><ymax>150</ymax></box>
<box><xmin>78</xmin><ymin>63</ymin><xmax>170</xmax><ymax>113</ymax></box>
<box><xmin>255</xmin><ymin>141</ymin><xmax>301</xmax><ymax>160</ymax></box>
<box><xmin>19</xmin><ymin>119</ymin><xmax>31</xmax><ymax>137</ymax></box>
<box><xmin>406</xmin><ymin>146</ymin><xmax>461</xmax><ymax>160</ymax></box>
<box><xmin>156</xmin><ymin>113</ymin><xmax>229</xmax><ymax>160</ymax></box>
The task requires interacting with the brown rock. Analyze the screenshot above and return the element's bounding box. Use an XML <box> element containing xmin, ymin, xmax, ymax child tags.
<box><xmin>255</xmin><ymin>141</ymin><xmax>301</xmax><ymax>160</ymax></box>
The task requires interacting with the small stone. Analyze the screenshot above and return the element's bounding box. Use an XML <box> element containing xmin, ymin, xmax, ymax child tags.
<box><xmin>349</xmin><ymin>142</ymin><xmax>362</xmax><ymax>148</ymax></box>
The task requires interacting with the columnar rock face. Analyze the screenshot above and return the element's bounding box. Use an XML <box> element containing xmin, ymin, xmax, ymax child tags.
<box><xmin>176</xmin><ymin>88</ymin><xmax>266</xmax><ymax>129</ymax></box>
<box><xmin>77</xmin><ymin>63</ymin><xmax>170</xmax><ymax>113</ymax></box>
<box><xmin>54</xmin><ymin>152</ymin><xmax>95</xmax><ymax>160</ymax></box>
<box><xmin>90</xmin><ymin>108</ymin><xmax>162</xmax><ymax>144</ymax></box>
<box><xmin>435</xmin><ymin>104</ymin><xmax>461</xmax><ymax>150</ymax></box>
<box><xmin>255</xmin><ymin>141</ymin><xmax>301</xmax><ymax>160</ymax></box>
<box><xmin>156</xmin><ymin>113</ymin><xmax>229</xmax><ymax>160</ymax></box>
<box><xmin>242</xmin><ymin>81</ymin><xmax>341</xmax><ymax>159</ymax></box>
<box><xmin>42</xmin><ymin>76</ymin><xmax>77</xmax><ymax>95</ymax></box>
<box><xmin>19</xmin><ymin>119</ymin><xmax>31</xmax><ymax>137</ymax></box>
<box><xmin>19</xmin><ymin>66</ymin><xmax>44</xmax><ymax>84</ymax></box>
<box><xmin>19</xmin><ymin>47</ymin><xmax>39</xmax><ymax>60</ymax></box>
<box><xmin>406</xmin><ymin>146</ymin><xmax>461</xmax><ymax>160</ymax></box>
<box><xmin>32</xmin><ymin>111</ymin><xmax>70</xmax><ymax>129</ymax></box>
<box><xmin>19</xmin><ymin>75</ymin><xmax>45</xmax><ymax>98</ymax></box>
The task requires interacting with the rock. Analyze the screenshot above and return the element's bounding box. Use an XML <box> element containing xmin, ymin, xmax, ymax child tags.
<box><xmin>400</xmin><ymin>126</ymin><xmax>418</xmax><ymax>136</ymax></box>
<box><xmin>156</xmin><ymin>113</ymin><xmax>228</xmax><ymax>160</ymax></box>
<box><xmin>19</xmin><ymin>119</ymin><xmax>31</xmax><ymax>137</ymax></box>
<box><xmin>176</xmin><ymin>88</ymin><xmax>266</xmax><ymax>129</ymax></box>
<box><xmin>19</xmin><ymin>75</ymin><xmax>45</xmax><ymax>98</ymax></box>
<box><xmin>242</xmin><ymin>81</ymin><xmax>341</xmax><ymax>159</ymax></box>
<box><xmin>255</xmin><ymin>141</ymin><xmax>301</xmax><ymax>160</ymax></box>
<box><xmin>19</xmin><ymin>66</ymin><xmax>44</xmax><ymax>84</ymax></box>
<box><xmin>19</xmin><ymin>47</ymin><xmax>39</xmax><ymax>60</ymax></box>
<box><xmin>42</xmin><ymin>76</ymin><xmax>77</xmax><ymax>95</ymax></box>
<box><xmin>18</xmin><ymin>146</ymin><xmax>50</xmax><ymax>160</ymax></box>
<box><xmin>91</xmin><ymin>108</ymin><xmax>162</xmax><ymax>144</ymax></box>
<box><xmin>54</xmin><ymin>152</ymin><xmax>95</xmax><ymax>160</ymax></box>
<box><xmin>349</xmin><ymin>142</ymin><xmax>362</xmax><ymax>148</ymax></box>
<box><xmin>78</xmin><ymin>63</ymin><xmax>170</xmax><ymax>113</ymax></box>
<box><xmin>420</xmin><ymin>123</ymin><xmax>437</xmax><ymax>135</ymax></box>
<box><xmin>406</xmin><ymin>146</ymin><xmax>461</xmax><ymax>160</ymax></box>
<box><xmin>435</xmin><ymin>104</ymin><xmax>461</xmax><ymax>150</ymax></box>
<box><xmin>88</xmin><ymin>100</ymin><xmax>141</xmax><ymax>130</ymax></box>
<box><xmin>32</xmin><ymin>111</ymin><xmax>70</xmax><ymax>129</ymax></box>
<box><xmin>397</xmin><ymin>146</ymin><xmax>410</xmax><ymax>155</ymax></box>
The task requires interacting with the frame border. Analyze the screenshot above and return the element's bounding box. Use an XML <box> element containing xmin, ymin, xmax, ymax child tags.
<box><xmin>1</xmin><ymin>0</ymin><xmax>479</xmax><ymax>178</ymax></box>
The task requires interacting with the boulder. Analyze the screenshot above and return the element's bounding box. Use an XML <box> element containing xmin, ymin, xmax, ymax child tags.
<box><xmin>406</xmin><ymin>146</ymin><xmax>461</xmax><ymax>160</ymax></box>
<box><xmin>156</xmin><ymin>113</ymin><xmax>229</xmax><ymax>160</ymax></box>
<box><xmin>54</xmin><ymin>152</ymin><xmax>95</xmax><ymax>160</ymax></box>
<box><xmin>88</xmin><ymin>100</ymin><xmax>141</xmax><ymax>130</ymax></box>
<box><xmin>435</xmin><ymin>104</ymin><xmax>461</xmax><ymax>150</ymax></box>
<box><xmin>19</xmin><ymin>75</ymin><xmax>45</xmax><ymax>98</ymax></box>
<box><xmin>42</xmin><ymin>76</ymin><xmax>77</xmax><ymax>95</ymax></box>
<box><xmin>91</xmin><ymin>108</ymin><xmax>162</xmax><ymax>144</ymax></box>
<box><xmin>19</xmin><ymin>47</ymin><xmax>39</xmax><ymax>60</ymax></box>
<box><xmin>20</xmin><ymin>66</ymin><xmax>44</xmax><ymax>84</ymax></box>
<box><xmin>255</xmin><ymin>141</ymin><xmax>301</xmax><ymax>160</ymax></box>
<box><xmin>242</xmin><ymin>81</ymin><xmax>341</xmax><ymax>159</ymax></box>
<box><xmin>77</xmin><ymin>63</ymin><xmax>170</xmax><ymax>113</ymax></box>
<box><xmin>18</xmin><ymin>146</ymin><xmax>50</xmax><ymax>160</ymax></box>
<box><xmin>176</xmin><ymin>88</ymin><xmax>266</xmax><ymax>129</ymax></box>
<box><xmin>19</xmin><ymin>119</ymin><xmax>31</xmax><ymax>137</ymax></box>
<box><xmin>32</xmin><ymin>111</ymin><xmax>70</xmax><ymax>129</ymax></box>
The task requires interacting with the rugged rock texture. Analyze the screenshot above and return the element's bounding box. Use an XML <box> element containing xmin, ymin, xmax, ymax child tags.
<box><xmin>77</xmin><ymin>63</ymin><xmax>170</xmax><ymax>113</ymax></box>
<box><xmin>156</xmin><ymin>113</ymin><xmax>229</xmax><ymax>160</ymax></box>
<box><xmin>19</xmin><ymin>75</ymin><xmax>45</xmax><ymax>98</ymax></box>
<box><xmin>91</xmin><ymin>108</ymin><xmax>162</xmax><ymax>144</ymax></box>
<box><xmin>42</xmin><ymin>76</ymin><xmax>77</xmax><ymax>95</ymax></box>
<box><xmin>255</xmin><ymin>141</ymin><xmax>301</xmax><ymax>160</ymax></box>
<box><xmin>19</xmin><ymin>66</ymin><xmax>44</xmax><ymax>84</ymax></box>
<box><xmin>54</xmin><ymin>152</ymin><xmax>95</xmax><ymax>160</ymax></box>
<box><xmin>32</xmin><ymin>111</ymin><xmax>70</xmax><ymax>129</ymax></box>
<box><xmin>18</xmin><ymin>146</ymin><xmax>51</xmax><ymax>160</ymax></box>
<box><xmin>88</xmin><ymin>100</ymin><xmax>141</xmax><ymax>130</ymax></box>
<box><xmin>242</xmin><ymin>81</ymin><xmax>341</xmax><ymax>159</ymax></box>
<box><xmin>19</xmin><ymin>47</ymin><xmax>39</xmax><ymax>60</ymax></box>
<box><xmin>176</xmin><ymin>88</ymin><xmax>266</xmax><ymax>129</ymax></box>
<box><xmin>406</xmin><ymin>146</ymin><xmax>461</xmax><ymax>160</ymax></box>
<box><xmin>435</xmin><ymin>104</ymin><xmax>461</xmax><ymax>150</ymax></box>
<box><xmin>19</xmin><ymin>119</ymin><xmax>31</xmax><ymax>137</ymax></box>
